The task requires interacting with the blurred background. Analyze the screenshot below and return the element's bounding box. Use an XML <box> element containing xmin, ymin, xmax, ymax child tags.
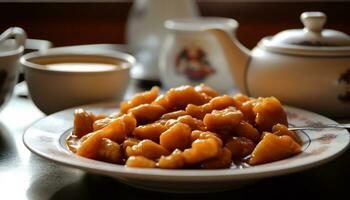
<box><xmin>1</xmin><ymin>0</ymin><xmax>349</xmax><ymax>49</ymax></box>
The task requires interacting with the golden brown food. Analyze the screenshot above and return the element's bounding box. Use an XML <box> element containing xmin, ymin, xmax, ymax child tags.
<box><xmin>167</xmin><ymin>85</ymin><xmax>208</xmax><ymax>109</ymax></box>
<box><xmin>126</xmin><ymin>156</ymin><xmax>156</xmax><ymax>168</ymax></box>
<box><xmin>157</xmin><ymin>149</ymin><xmax>185</xmax><ymax>169</ymax></box>
<box><xmin>201</xmin><ymin>147</ymin><xmax>232</xmax><ymax>169</ymax></box>
<box><xmin>233</xmin><ymin>121</ymin><xmax>260</xmax><ymax>142</ymax></box>
<box><xmin>249</xmin><ymin>133</ymin><xmax>301</xmax><ymax>165</ymax></box>
<box><xmin>160</xmin><ymin>123</ymin><xmax>191</xmax><ymax>151</ymax></box>
<box><xmin>68</xmin><ymin>84</ymin><xmax>302</xmax><ymax>169</ymax></box>
<box><xmin>133</xmin><ymin>123</ymin><xmax>167</xmax><ymax>142</ymax></box>
<box><xmin>98</xmin><ymin>138</ymin><xmax>122</xmax><ymax>163</ymax></box>
<box><xmin>160</xmin><ymin>110</ymin><xmax>187</xmax><ymax>120</ymax></box>
<box><xmin>183</xmin><ymin>137</ymin><xmax>221</xmax><ymax>165</ymax></box>
<box><xmin>203</xmin><ymin>107</ymin><xmax>243</xmax><ymax>132</ymax></box>
<box><xmin>121</xmin><ymin>137</ymin><xmax>140</xmax><ymax>153</ymax></box>
<box><xmin>177</xmin><ymin>115</ymin><xmax>206</xmax><ymax>131</ymax></box>
<box><xmin>73</xmin><ymin>109</ymin><xmax>95</xmax><ymax>138</ymax></box>
<box><xmin>120</xmin><ymin>86</ymin><xmax>159</xmax><ymax>113</ymax></box>
<box><xmin>272</xmin><ymin>123</ymin><xmax>303</xmax><ymax>145</ymax></box>
<box><xmin>128</xmin><ymin>104</ymin><xmax>166</xmax><ymax>124</ymax></box>
<box><xmin>253</xmin><ymin>97</ymin><xmax>288</xmax><ymax>132</ymax></box>
<box><xmin>126</xmin><ymin>139</ymin><xmax>170</xmax><ymax>160</ymax></box>
<box><xmin>225</xmin><ymin>137</ymin><xmax>255</xmax><ymax>159</ymax></box>
<box><xmin>195</xmin><ymin>83</ymin><xmax>219</xmax><ymax>98</ymax></box>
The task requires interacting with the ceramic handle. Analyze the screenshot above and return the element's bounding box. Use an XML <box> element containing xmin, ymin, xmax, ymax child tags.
<box><xmin>301</xmin><ymin>12</ymin><xmax>327</xmax><ymax>33</ymax></box>
<box><xmin>0</xmin><ymin>27</ymin><xmax>27</xmax><ymax>48</ymax></box>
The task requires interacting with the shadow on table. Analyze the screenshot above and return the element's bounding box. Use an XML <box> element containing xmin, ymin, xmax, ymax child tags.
<box><xmin>0</xmin><ymin>121</ymin><xmax>17</xmax><ymax>165</ymax></box>
<box><xmin>48</xmin><ymin>172</ymin><xmax>320</xmax><ymax>200</ymax></box>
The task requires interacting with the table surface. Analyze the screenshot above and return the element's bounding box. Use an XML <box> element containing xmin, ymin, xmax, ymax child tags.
<box><xmin>0</xmin><ymin>80</ymin><xmax>349</xmax><ymax>200</ymax></box>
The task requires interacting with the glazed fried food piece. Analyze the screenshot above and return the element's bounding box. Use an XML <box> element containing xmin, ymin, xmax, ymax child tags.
<box><xmin>77</xmin><ymin>114</ymin><xmax>136</xmax><ymax>159</ymax></box>
<box><xmin>120</xmin><ymin>86</ymin><xmax>159</xmax><ymax>113</ymax></box>
<box><xmin>73</xmin><ymin>109</ymin><xmax>95</xmax><ymax>138</ymax></box>
<box><xmin>128</xmin><ymin>104</ymin><xmax>166</xmax><ymax>124</ymax></box>
<box><xmin>201</xmin><ymin>147</ymin><xmax>232</xmax><ymax>169</ymax></box>
<box><xmin>177</xmin><ymin>115</ymin><xmax>206</xmax><ymax>131</ymax></box>
<box><xmin>160</xmin><ymin>110</ymin><xmax>187</xmax><ymax>120</ymax></box>
<box><xmin>190</xmin><ymin>130</ymin><xmax>222</xmax><ymax>146</ymax></box>
<box><xmin>203</xmin><ymin>107</ymin><xmax>243</xmax><ymax>132</ymax></box>
<box><xmin>236</xmin><ymin>99</ymin><xmax>257</xmax><ymax>124</ymax></box>
<box><xmin>183</xmin><ymin>137</ymin><xmax>221</xmax><ymax>165</ymax></box>
<box><xmin>151</xmin><ymin>95</ymin><xmax>174</xmax><ymax>112</ymax></box>
<box><xmin>233</xmin><ymin>121</ymin><xmax>260</xmax><ymax>142</ymax></box>
<box><xmin>126</xmin><ymin>156</ymin><xmax>156</xmax><ymax>168</ymax></box>
<box><xmin>121</xmin><ymin>137</ymin><xmax>140</xmax><ymax>153</ymax></box>
<box><xmin>272</xmin><ymin>124</ymin><xmax>302</xmax><ymax>144</ymax></box>
<box><xmin>126</xmin><ymin>139</ymin><xmax>170</xmax><ymax>160</ymax></box>
<box><xmin>186</xmin><ymin>95</ymin><xmax>238</xmax><ymax>119</ymax></box>
<box><xmin>167</xmin><ymin>85</ymin><xmax>208</xmax><ymax>109</ymax></box>
<box><xmin>253</xmin><ymin>97</ymin><xmax>288</xmax><ymax>132</ymax></box>
<box><xmin>225</xmin><ymin>137</ymin><xmax>255</xmax><ymax>159</ymax></box>
<box><xmin>70</xmin><ymin>84</ymin><xmax>303</xmax><ymax>168</ymax></box>
<box><xmin>160</xmin><ymin>123</ymin><xmax>191</xmax><ymax>151</ymax></box>
<box><xmin>98</xmin><ymin>138</ymin><xmax>122</xmax><ymax>163</ymax></box>
<box><xmin>158</xmin><ymin>149</ymin><xmax>185</xmax><ymax>169</ymax></box>
<box><xmin>133</xmin><ymin>123</ymin><xmax>168</xmax><ymax>142</ymax></box>
<box><xmin>195</xmin><ymin>84</ymin><xmax>219</xmax><ymax>98</ymax></box>
<box><xmin>249</xmin><ymin>133</ymin><xmax>301</xmax><ymax>165</ymax></box>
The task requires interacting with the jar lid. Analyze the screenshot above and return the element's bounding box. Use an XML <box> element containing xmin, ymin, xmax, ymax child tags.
<box><xmin>260</xmin><ymin>12</ymin><xmax>350</xmax><ymax>56</ymax></box>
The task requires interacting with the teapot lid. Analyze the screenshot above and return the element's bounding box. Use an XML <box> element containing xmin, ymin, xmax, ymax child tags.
<box><xmin>260</xmin><ymin>12</ymin><xmax>350</xmax><ymax>56</ymax></box>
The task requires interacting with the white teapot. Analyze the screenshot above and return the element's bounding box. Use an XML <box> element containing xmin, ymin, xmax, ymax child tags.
<box><xmin>208</xmin><ymin>12</ymin><xmax>350</xmax><ymax>117</ymax></box>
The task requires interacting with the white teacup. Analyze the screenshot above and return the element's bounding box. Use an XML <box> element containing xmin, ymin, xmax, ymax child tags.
<box><xmin>0</xmin><ymin>27</ymin><xmax>26</xmax><ymax>109</ymax></box>
<box><xmin>21</xmin><ymin>49</ymin><xmax>135</xmax><ymax>114</ymax></box>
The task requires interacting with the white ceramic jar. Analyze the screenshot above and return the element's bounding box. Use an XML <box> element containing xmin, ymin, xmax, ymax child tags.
<box><xmin>159</xmin><ymin>17</ymin><xmax>237</xmax><ymax>93</ymax></box>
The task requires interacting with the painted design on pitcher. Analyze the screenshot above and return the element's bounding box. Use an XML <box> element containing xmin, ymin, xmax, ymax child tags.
<box><xmin>338</xmin><ymin>69</ymin><xmax>350</xmax><ymax>103</ymax></box>
<box><xmin>175</xmin><ymin>47</ymin><xmax>215</xmax><ymax>81</ymax></box>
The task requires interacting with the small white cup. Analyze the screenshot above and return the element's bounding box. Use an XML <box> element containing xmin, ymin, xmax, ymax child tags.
<box><xmin>0</xmin><ymin>27</ymin><xmax>26</xmax><ymax>109</ymax></box>
<box><xmin>21</xmin><ymin>49</ymin><xmax>135</xmax><ymax>114</ymax></box>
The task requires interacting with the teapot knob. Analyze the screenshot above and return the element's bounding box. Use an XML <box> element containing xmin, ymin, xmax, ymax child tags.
<box><xmin>301</xmin><ymin>11</ymin><xmax>327</xmax><ymax>33</ymax></box>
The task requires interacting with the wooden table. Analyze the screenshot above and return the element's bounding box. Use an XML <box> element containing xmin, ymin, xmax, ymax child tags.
<box><xmin>0</xmin><ymin>81</ymin><xmax>349</xmax><ymax>200</ymax></box>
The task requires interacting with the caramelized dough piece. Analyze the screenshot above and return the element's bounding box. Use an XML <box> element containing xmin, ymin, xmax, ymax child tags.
<box><xmin>133</xmin><ymin>123</ymin><xmax>168</xmax><ymax>142</ymax></box>
<box><xmin>160</xmin><ymin>110</ymin><xmax>187</xmax><ymax>120</ymax></box>
<box><xmin>233</xmin><ymin>94</ymin><xmax>251</xmax><ymax>104</ymax></box>
<box><xmin>121</xmin><ymin>137</ymin><xmax>140</xmax><ymax>153</ymax></box>
<box><xmin>225</xmin><ymin>137</ymin><xmax>255</xmax><ymax>159</ymax></box>
<box><xmin>195</xmin><ymin>84</ymin><xmax>219</xmax><ymax>98</ymax></box>
<box><xmin>92</xmin><ymin>112</ymin><xmax>123</xmax><ymax>131</ymax></box>
<box><xmin>183</xmin><ymin>138</ymin><xmax>221</xmax><ymax>165</ymax></box>
<box><xmin>126</xmin><ymin>139</ymin><xmax>170</xmax><ymax>160</ymax></box>
<box><xmin>152</xmin><ymin>94</ymin><xmax>174</xmax><ymax>112</ymax></box>
<box><xmin>158</xmin><ymin>149</ymin><xmax>185</xmax><ymax>169</ymax></box>
<box><xmin>120</xmin><ymin>86</ymin><xmax>159</xmax><ymax>113</ymax></box>
<box><xmin>272</xmin><ymin>124</ymin><xmax>302</xmax><ymax>145</ymax></box>
<box><xmin>177</xmin><ymin>115</ymin><xmax>206</xmax><ymax>131</ymax></box>
<box><xmin>249</xmin><ymin>133</ymin><xmax>301</xmax><ymax>165</ymax></box>
<box><xmin>201</xmin><ymin>147</ymin><xmax>232</xmax><ymax>169</ymax></box>
<box><xmin>253</xmin><ymin>97</ymin><xmax>288</xmax><ymax>132</ymax></box>
<box><xmin>233</xmin><ymin>121</ymin><xmax>260</xmax><ymax>142</ymax></box>
<box><xmin>160</xmin><ymin>123</ymin><xmax>191</xmax><ymax>151</ymax></box>
<box><xmin>167</xmin><ymin>86</ymin><xmax>207</xmax><ymax>110</ymax></box>
<box><xmin>126</xmin><ymin>156</ymin><xmax>156</xmax><ymax>168</ymax></box>
<box><xmin>73</xmin><ymin>109</ymin><xmax>94</xmax><ymax>138</ymax></box>
<box><xmin>77</xmin><ymin>115</ymin><xmax>134</xmax><ymax>159</ymax></box>
<box><xmin>98</xmin><ymin>138</ymin><xmax>122</xmax><ymax>163</ymax></box>
<box><xmin>190</xmin><ymin>130</ymin><xmax>223</xmax><ymax>146</ymax></box>
<box><xmin>185</xmin><ymin>95</ymin><xmax>238</xmax><ymax>119</ymax></box>
<box><xmin>128</xmin><ymin>104</ymin><xmax>166</xmax><ymax>124</ymax></box>
<box><xmin>203</xmin><ymin>107</ymin><xmax>243</xmax><ymax>132</ymax></box>
<box><xmin>236</xmin><ymin>99</ymin><xmax>257</xmax><ymax>124</ymax></box>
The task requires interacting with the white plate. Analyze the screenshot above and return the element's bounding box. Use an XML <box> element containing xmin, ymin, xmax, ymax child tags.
<box><xmin>23</xmin><ymin>102</ymin><xmax>350</xmax><ymax>193</ymax></box>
